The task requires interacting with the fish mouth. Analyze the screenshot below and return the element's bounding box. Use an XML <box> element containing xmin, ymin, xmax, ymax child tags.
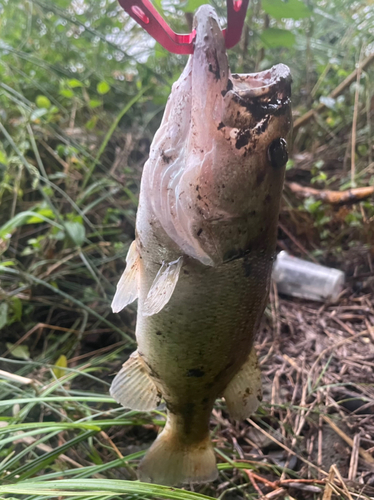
<box><xmin>222</xmin><ymin>64</ymin><xmax>292</xmax><ymax>130</ymax></box>
<box><xmin>191</xmin><ymin>6</ymin><xmax>291</xmax><ymax>130</ymax></box>
<box><xmin>230</xmin><ymin>64</ymin><xmax>291</xmax><ymax>100</ymax></box>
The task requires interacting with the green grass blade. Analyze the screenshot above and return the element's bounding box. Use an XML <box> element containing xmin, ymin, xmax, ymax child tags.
<box><xmin>83</xmin><ymin>85</ymin><xmax>151</xmax><ymax>189</ymax></box>
<box><xmin>4</xmin><ymin>431</ymin><xmax>97</xmax><ymax>481</ymax></box>
<box><xmin>0</xmin><ymin>479</ymin><xmax>216</xmax><ymax>500</ymax></box>
<box><xmin>0</xmin><ymin>396</ymin><xmax>115</xmax><ymax>408</ymax></box>
<box><xmin>0</xmin><ymin>267</ymin><xmax>134</xmax><ymax>342</ymax></box>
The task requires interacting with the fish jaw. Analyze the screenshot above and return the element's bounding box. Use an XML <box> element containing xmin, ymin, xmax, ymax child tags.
<box><xmin>189</xmin><ymin>5</ymin><xmax>229</xmax><ymax>136</ymax></box>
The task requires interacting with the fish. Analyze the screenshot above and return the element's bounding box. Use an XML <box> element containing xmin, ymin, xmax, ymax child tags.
<box><xmin>110</xmin><ymin>4</ymin><xmax>292</xmax><ymax>486</ymax></box>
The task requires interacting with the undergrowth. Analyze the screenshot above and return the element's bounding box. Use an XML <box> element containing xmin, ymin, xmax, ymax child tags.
<box><xmin>1</xmin><ymin>0</ymin><xmax>374</xmax><ymax>499</ymax></box>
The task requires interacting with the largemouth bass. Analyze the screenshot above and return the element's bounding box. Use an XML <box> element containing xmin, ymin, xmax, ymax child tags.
<box><xmin>111</xmin><ymin>4</ymin><xmax>291</xmax><ymax>486</ymax></box>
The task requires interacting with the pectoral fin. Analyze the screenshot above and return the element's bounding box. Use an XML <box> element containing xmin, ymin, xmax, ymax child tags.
<box><xmin>110</xmin><ymin>351</ymin><xmax>161</xmax><ymax>411</ymax></box>
<box><xmin>111</xmin><ymin>241</ymin><xmax>140</xmax><ymax>313</ymax></box>
<box><xmin>223</xmin><ymin>348</ymin><xmax>262</xmax><ymax>420</ymax></box>
<box><xmin>142</xmin><ymin>257</ymin><xmax>183</xmax><ymax>317</ymax></box>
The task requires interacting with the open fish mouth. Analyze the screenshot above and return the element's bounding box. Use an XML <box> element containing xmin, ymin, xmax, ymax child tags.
<box><xmin>191</xmin><ymin>5</ymin><xmax>291</xmax><ymax>132</ymax></box>
<box><xmin>221</xmin><ymin>65</ymin><xmax>292</xmax><ymax>132</ymax></box>
<box><xmin>230</xmin><ymin>65</ymin><xmax>291</xmax><ymax>100</ymax></box>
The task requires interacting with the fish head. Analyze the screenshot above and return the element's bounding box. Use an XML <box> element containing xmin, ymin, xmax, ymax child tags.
<box><xmin>140</xmin><ymin>5</ymin><xmax>292</xmax><ymax>266</ymax></box>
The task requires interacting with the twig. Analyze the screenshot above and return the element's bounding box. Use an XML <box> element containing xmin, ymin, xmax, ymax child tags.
<box><xmin>293</xmin><ymin>50</ymin><xmax>374</xmax><ymax>132</ymax></box>
<box><xmin>348</xmin><ymin>433</ymin><xmax>360</xmax><ymax>481</ymax></box>
<box><xmin>278</xmin><ymin>221</ymin><xmax>318</xmax><ymax>263</ymax></box>
<box><xmin>322</xmin><ymin>415</ymin><xmax>374</xmax><ymax>465</ymax></box>
<box><xmin>14</xmin><ymin>433</ymin><xmax>84</xmax><ymax>470</ymax></box>
<box><xmin>332</xmin><ymin>464</ymin><xmax>354</xmax><ymax>500</ymax></box>
<box><xmin>322</xmin><ymin>465</ymin><xmax>336</xmax><ymax>500</ymax></box>
<box><xmin>0</xmin><ymin>370</ymin><xmax>39</xmax><ymax>386</ymax></box>
<box><xmin>244</xmin><ymin>470</ymin><xmax>264</xmax><ymax>496</ymax></box>
<box><xmin>351</xmin><ymin>46</ymin><xmax>364</xmax><ymax>187</ymax></box>
<box><xmin>247</xmin><ymin>418</ymin><xmax>328</xmax><ymax>476</ymax></box>
<box><xmin>286</xmin><ymin>182</ymin><xmax>374</xmax><ymax>205</ymax></box>
<box><xmin>2</xmin><ymin>323</ymin><xmax>82</xmax><ymax>358</ymax></box>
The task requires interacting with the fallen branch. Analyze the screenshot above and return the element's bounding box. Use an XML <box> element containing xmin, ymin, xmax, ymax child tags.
<box><xmin>286</xmin><ymin>182</ymin><xmax>374</xmax><ymax>205</ymax></box>
<box><xmin>293</xmin><ymin>51</ymin><xmax>374</xmax><ymax>132</ymax></box>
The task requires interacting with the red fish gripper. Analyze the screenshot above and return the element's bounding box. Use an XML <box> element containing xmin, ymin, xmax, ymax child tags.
<box><xmin>118</xmin><ymin>0</ymin><xmax>249</xmax><ymax>54</ymax></box>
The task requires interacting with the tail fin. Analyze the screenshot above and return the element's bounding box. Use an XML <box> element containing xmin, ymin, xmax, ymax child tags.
<box><xmin>138</xmin><ymin>421</ymin><xmax>218</xmax><ymax>486</ymax></box>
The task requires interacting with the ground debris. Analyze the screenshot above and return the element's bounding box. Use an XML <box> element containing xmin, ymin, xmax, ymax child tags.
<box><xmin>207</xmin><ymin>286</ymin><xmax>374</xmax><ymax>499</ymax></box>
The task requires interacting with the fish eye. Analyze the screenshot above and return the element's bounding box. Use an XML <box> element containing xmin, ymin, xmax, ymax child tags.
<box><xmin>268</xmin><ymin>138</ymin><xmax>288</xmax><ymax>169</ymax></box>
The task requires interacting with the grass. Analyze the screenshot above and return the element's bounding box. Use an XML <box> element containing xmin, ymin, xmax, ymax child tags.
<box><xmin>0</xmin><ymin>356</ymin><xmax>287</xmax><ymax>500</ymax></box>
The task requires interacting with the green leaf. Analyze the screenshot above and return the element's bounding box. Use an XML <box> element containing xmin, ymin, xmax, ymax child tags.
<box><xmin>59</xmin><ymin>89</ymin><xmax>74</xmax><ymax>98</ymax></box>
<box><xmin>260</xmin><ymin>28</ymin><xmax>295</xmax><ymax>48</ymax></box>
<box><xmin>96</xmin><ymin>81</ymin><xmax>110</xmax><ymax>95</ymax></box>
<box><xmin>26</xmin><ymin>208</ymin><xmax>55</xmax><ymax>224</ymax></box>
<box><xmin>6</xmin><ymin>343</ymin><xmax>30</xmax><ymax>360</ymax></box>
<box><xmin>64</xmin><ymin>221</ymin><xmax>85</xmax><ymax>247</ymax></box>
<box><xmin>52</xmin><ymin>355</ymin><xmax>68</xmax><ymax>379</ymax></box>
<box><xmin>35</xmin><ymin>95</ymin><xmax>51</xmax><ymax>109</ymax></box>
<box><xmin>68</xmin><ymin>79</ymin><xmax>83</xmax><ymax>88</ymax></box>
<box><xmin>0</xmin><ymin>211</ymin><xmax>63</xmax><ymax>240</ymax></box>
<box><xmin>182</xmin><ymin>0</ymin><xmax>206</xmax><ymax>12</ymax></box>
<box><xmin>0</xmin><ymin>150</ymin><xmax>7</xmax><ymax>165</ymax></box>
<box><xmin>10</xmin><ymin>297</ymin><xmax>22</xmax><ymax>322</ymax></box>
<box><xmin>85</xmin><ymin>116</ymin><xmax>97</xmax><ymax>130</ymax></box>
<box><xmin>0</xmin><ymin>260</ymin><xmax>15</xmax><ymax>269</ymax></box>
<box><xmin>262</xmin><ymin>0</ymin><xmax>311</xmax><ymax>19</ymax></box>
<box><xmin>0</xmin><ymin>303</ymin><xmax>8</xmax><ymax>330</ymax></box>
<box><xmin>31</xmin><ymin>108</ymin><xmax>48</xmax><ymax>121</ymax></box>
<box><xmin>88</xmin><ymin>99</ymin><xmax>102</xmax><ymax>109</ymax></box>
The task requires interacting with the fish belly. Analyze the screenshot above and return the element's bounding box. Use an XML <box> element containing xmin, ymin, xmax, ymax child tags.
<box><xmin>136</xmin><ymin>251</ymin><xmax>271</xmax><ymax>413</ymax></box>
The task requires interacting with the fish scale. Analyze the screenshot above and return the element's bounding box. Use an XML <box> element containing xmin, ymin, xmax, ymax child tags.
<box><xmin>110</xmin><ymin>4</ymin><xmax>292</xmax><ymax>486</ymax></box>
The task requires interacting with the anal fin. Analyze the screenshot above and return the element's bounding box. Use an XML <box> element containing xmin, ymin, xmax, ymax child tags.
<box><xmin>112</xmin><ymin>241</ymin><xmax>140</xmax><ymax>313</ymax></box>
<box><xmin>142</xmin><ymin>257</ymin><xmax>183</xmax><ymax>317</ymax></box>
<box><xmin>110</xmin><ymin>351</ymin><xmax>161</xmax><ymax>411</ymax></box>
<box><xmin>223</xmin><ymin>348</ymin><xmax>262</xmax><ymax>420</ymax></box>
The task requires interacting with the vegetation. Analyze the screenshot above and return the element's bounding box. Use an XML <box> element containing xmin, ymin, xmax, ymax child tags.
<box><xmin>0</xmin><ymin>0</ymin><xmax>373</xmax><ymax>498</ymax></box>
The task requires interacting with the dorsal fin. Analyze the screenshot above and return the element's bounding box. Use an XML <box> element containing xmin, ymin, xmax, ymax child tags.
<box><xmin>142</xmin><ymin>257</ymin><xmax>183</xmax><ymax>317</ymax></box>
<box><xmin>111</xmin><ymin>241</ymin><xmax>140</xmax><ymax>313</ymax></box>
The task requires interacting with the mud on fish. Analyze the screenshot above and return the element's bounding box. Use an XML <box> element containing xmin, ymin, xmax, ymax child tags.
<box><xmin>110</xmin><ymin>4</ymin><xmax>292</xmax><ymax>486</ymax></box>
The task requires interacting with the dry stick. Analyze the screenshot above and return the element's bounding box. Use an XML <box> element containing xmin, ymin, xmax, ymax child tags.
<box><xmin>39</xmin><ymin>138</ymin><xmax>69</xmax><ymax>170</ymax></box>
<box><xmin>67</xmin><ymin>339</ymin><xmax>127</xmax><ymax>364</ymax></box>
<box><xmin>244</xmin><ymin>470</ymin><xmax>264</xmax><ymax>497</ymax></box>
<box><xmin>0</xmin><ymin>370</ymin><xmax>37</xmax><ymax>386</ymax></box>
<box><xmin>322</xmin><ymin>465</ymin><xmax>336</xmax><ymax>500</ymax></box>
<box><xmin>286</xmin><ymin>182</ymin><xmax>374</xmax><ymax>205</ymax></box>
<box><xmin>278</xmin><ymin>221</ymin><xmax>318</xmax><ymax>264</ymax></box>
<box><xmin>247</xmin><ymin>418</ymin><xmax>328</xmax><ymax>476</ymax></box>
<box><xmin>14</xmin><ymin>433</ymin><xmax>84</xmax><ymax>470</ymax></box>
<box><xmin>367</xmin><ymin>84</ymin><xmax>373</xmax><ymax>165</ymax></box>
<box><xmin>332</xmin><ymin>464</ymin><xmax>354</xmax><ymax>500</ymax></box>
<box><xmin>281</xmin><ymin>368</ymin><xmax>309</xmax><ymax>481</ymax></box>
<box><xmin>348</xmin><ymin>433</ymin><xmax>360</xmax><ymax>481</ymax></box>
<box><xmin>318</xmin><ymin>391</ymin><xmax>323</xmax><ymax>479</ymax></box>
<box><xmin>263</xmin><ymin>488</ymin><xmax>286</xmax><ymax>499</ymax></box>
<box><xmin>1</xmin><ymin>323</ymin><xmax>82</xmax><ymax>358</ymax></box>
<box><xmin>351</xmin><ymin>47</ymin><xmax>364</xmax><ymax>187</ymax></box>
<box><xmin>329</xmin><ymin>315</ymin><xmax>357</xmax><ymax>336</ymax></box>
<box><xmin>293</xmin><ymin>51</ymin><xmax>374</xmax><ymax>133</ymax></box>
<box><xmin>309</xmin><ymin>329</ymin><xmax>369</xmax><ymax>377</ymax></box>
<box><xmin>322</xmin><ymin>415</ymin><xmax>374</xmax><ymax>466</ymax></box>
